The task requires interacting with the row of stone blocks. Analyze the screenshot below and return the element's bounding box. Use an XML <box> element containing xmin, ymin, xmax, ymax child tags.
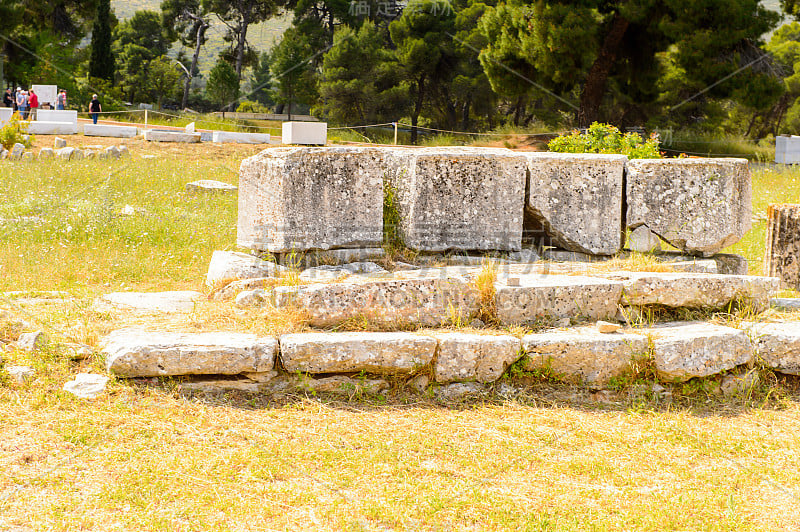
<box><xmin>101</xmin><ymin>321</ymin><xmax>800</xmax><ymax>386</ymax></box>
<box><xmin>268</xmin><ymin>270</ymin><xmax>778</xmax><ymax>328</ymax></box>
<box><xmin>237</xmin><ymin>147</ymin><xmax>751</xmax><ymax>257</ymax></box>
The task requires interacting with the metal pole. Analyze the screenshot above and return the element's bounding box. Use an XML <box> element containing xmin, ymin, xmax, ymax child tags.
<box><xmin>393</xmin><ymin>122</ymin><xmax>398</xmax><ymax>145</ymax></box>
<box><xmin>144</xmin><ymin>109</ymin><xmax>148</xmax><ymax>130</ymax></box>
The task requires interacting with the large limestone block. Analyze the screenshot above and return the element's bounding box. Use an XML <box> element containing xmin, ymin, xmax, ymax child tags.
<box><xmin>83</xmin><ymin>124</ymin><xmax>138</xmax><ymax>138</ymax></box>
<box><xmin>212</xmin><ymin>130</ymin><xmax>271</xmax><ymax>144</ymax></box>
<box><xmin>27</xmin><ymin>121</ymin><xmax>78</xmax><ymax>135</ymax></box>
<box><xmin>102</xmin><ymin>329</ymin><xmax>277</xmax><ymax>377</ymax></box>
<box><xmin>522</xmin><ymin>327</ymin><xmax>649</xmax><ymax>385</ymax></box>
<box><xmin>626</xmin><ymin>158</ymin><xmax>751</xmax><ymax>256</ymax></box>
<box><xmin>495</xmin><ymin>275</ymin><xmax>624</xmax><ymax>325</ymax></box>
<box><xmin>0</xmin><ymin>107</ymin><xmax>12</xmax><ymax>127</ymax></box>
<box><xmin>279</xmin><ymin>332</ymin><xmax>436</xmax><ymax>374</ymax></box>
<box><xmin>433</xmin><ymin>333</ymin><xmax>522</xmax><ymax>383</ymax></box>
<box><xmin>646</xmin><ymin>322</ymin><xmax>753</xmax><ymax>381</ymax></box>
<box><xmin>281</xmin><ymin>121</ymin><xmax>327</xmax><ymax>145</ymax></box>
<box><xmin>36</xmin><ymin>109</ymin><xmax>78</xmax><ymax>124</ymax></box>
<box><xmin>237</xmin><ymin>147</ymin><xmax>384</xmax><ymax>253</ymax></box>
<box><xmin>384</xmin><ymin>147</ymin><xmax>527</xmax><ymax>252</ymax></box>
<box><xmin>743</xmin><ymin>321</ymin><xmax>800</xmax><ymax>375</ymax></box>
<box><xmin>205</xmin><ymin>250</ymin><xmax>286</xmax><ymax>288</ymax></box>
<box><xmin>524</xmin><ymin>153</ymin><xmax>626</xmax><ymax>255</ymax></box>
<box><xmin>273</xmin><ymin>275</ymin><xmax>479</xmax><ymax>328</ymax></box>
<box><xmin>143</xmin><ymin>130</ymin><xmax>201</xmax><ymax>143</ymax></box>
<box><xmin>602</xmin><ymin>271</ymin><xmax>779</xmax><ymax>309</ymax></box>
<box><xmin>764</xmin><ymin>204</ymin><xmax>800</xmax><ymax>289</ymax></box>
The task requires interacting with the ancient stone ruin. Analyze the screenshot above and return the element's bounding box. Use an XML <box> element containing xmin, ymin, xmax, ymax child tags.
<box><xmin>94</xmin><ymin>146</ymin><xmax>793</xmax><ymax>400</ymax></box>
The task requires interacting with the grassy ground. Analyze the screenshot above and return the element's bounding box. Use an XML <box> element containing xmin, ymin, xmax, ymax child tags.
<box><xmin>2</xmin><ymin>137</ymin><xmax>800</xmax><ymax>531</ymax></box>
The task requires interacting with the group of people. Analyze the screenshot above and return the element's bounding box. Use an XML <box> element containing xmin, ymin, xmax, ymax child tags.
<box><xmin>2</xmin><ymin>87</ymin><xmax>69</xmax><ymax>119</ymax></box>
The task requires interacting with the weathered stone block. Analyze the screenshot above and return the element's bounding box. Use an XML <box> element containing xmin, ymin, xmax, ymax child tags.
<box><xmin>102</xmin><ymin>329</ymin><xmax>277</xmax><ymax>377</ymax></box>
<box><xmin>742</xmin><ymin>321</ymin><xmax>800</xmax><ymax>375</ymax></box>
<box><xmin>36</xmin><ymin>110</ymin><xmax>78</xmax><ymax>124</ymax></box>
<box><xmin>143</xmin><ymin>130</ymin><xmax>201</xmax><ymax>143</ymax></box>
<box><xmin>238</xmin><ymin>147</ymin><xmax>385</xmax><ymax>253</ymax></box>
<box><xmin>646</xmin><ymin>322</ymin><xmax>752</xmax><ymax>381</ymax></box>
<box><xmin>603</xmin><ymin>271</ymin><xmax>779</xmax><ymax>310</ymax></box>
<box><xmin>279</xmin><ymin>332</ymin><xmax>436</xmax><ymax>374</ymax></box>
<box><xmin>83</xmin><ymin>124</ymin><xmax>138</xmax><ymax>138</ymax></box>
<box><xmin>281</xmin><ymin>121</ymin><xmax>327</xmax><ymax>145</ymax></box>
<box><xmin>524</xmin><ymin>153</ymin><xmax>626</xmax><ymax>255</ymax></box>
<box><xmin>273</xmin><ymin>274</ymin><xmax>479</xmax><ymax>328</ymax></box>
<box><xmin>27</xmin><ymin>121</ymin><xmax>77</xmax><ymax>135</ymax></box>
<box><xmin>212</xmin><ymin>130</ymin><xmax>271</xmax><ymax>144</ymax></box>
<box><xmin>764</xmin><ymin>204</ymin><xmax>800</xmax><ymax>289</ymax></box>
<box><xmin>185</xmin><ymin>179</ymin><xmax>237</xmax><ymax>194</ymax></box>
<box><xmin>433</xmin><ymin>332</ymin><xmax>522</xmax><ymax>383</ymax></box>
<box><xmin>384</xmin><ymin>147</ymin><xmax>527</xmax><ymax>252</ymax></box>
<box><xmin>495</xmin><ymin>274</ymin><xmax>624</xmax><ymax>325</ymax></box>
<box><xmin>522</xmin><ymin>327</ymin><xmax>649</xmax><ymax>385</ymax></box>
<box><xmin>626</xmin><ymin>158</ymin><xmax>751</xmax><ymax>256</ymax></box>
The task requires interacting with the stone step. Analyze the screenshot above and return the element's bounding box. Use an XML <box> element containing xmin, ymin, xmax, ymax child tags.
<box><xmin>102</xmin><ymin>329</ymin><xmax>277</xmax><ymax>377</ymax></box>
<box><xmin>102</xmin><ymin>318</ymin><xmax>800</xmax><ymax>388</ymax></box>
<box><xmin>270</xmin><ymin>268</ymin><xmax>778</xmax><ymax>328</ymax></box>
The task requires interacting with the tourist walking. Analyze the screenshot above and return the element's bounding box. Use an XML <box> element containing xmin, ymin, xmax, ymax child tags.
<box><xmin>89</xmin><ymin>94</ymin><xmax>101</xmax><ymax>124</ymax></box>
<box><xmin>28</xmin><ymin>89</ymin><xmax>38</xmax><ymax>120</ymax></box>
<box><xmin>3</xmin><ymin>88</ymin><xmax>12</xmax><ymax>108</ymax></box>
<box><xmin>16</xmin><ymin>89</ymin><xmax>28</xmax><ymax>119</ymax></box>
<box><xmin>57</xmin><ymin>90</ymin><xmax>66</xmax><ymax>110</ymax></box>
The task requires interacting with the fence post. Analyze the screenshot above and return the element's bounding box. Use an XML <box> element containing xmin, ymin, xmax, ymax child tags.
<box><xmin>144</xmin><ymin>109</ymin><xmax>148</xmax><ymax>130</ymax></box>
<box><xmin>393</xmin><ymin>122</ymin><xmax>398</xmax><ymax>145</ymax></box>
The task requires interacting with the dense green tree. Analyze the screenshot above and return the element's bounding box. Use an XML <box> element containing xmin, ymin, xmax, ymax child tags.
<box><xmin>319</xmin><ymin>22</ymin><xmax>408</xmax><ymax>124</ymax></box>
<box><xmin>206</xmin><ymin>57</ymin><xmax>240</xmax><ymax>109</ymax></box>
<box><xmin>112</xmin><ymin>11</ymin><xmax>176</xmax><ymax>103</ymax></box>
<box><xmin>148</xmin><ymin>55</ymin><xmax>183</xmax><ymax>109</ymax></box>
<box><xmin>161</xmin><ymin>0</ymin><xmax>210</xmax><ymax>109</ymax></box>
<box><xmin>390</xmin><ymin>0</ymin><xmax>459</xmax><ymax>142</ymax></box>
<box><xmin>114</xmin><ymin>10</ymin><xmax>173</xmax><ymax>57</ymax></box>
<box><xmin>249</xmin><ymin>51</ymin><xmax>276</xmax><ymax>107</ymax></box>
<box><xmin>270</xmin><ymin>27</ymin><xmax>318</xmax><ymax>118</ymax></box>
<box><xmin>202</xmin><ymin>0</ymin><xmax>277</xmax><ymax>79</ymax></box>
<box><xmin>89</xmin><ymin>0</ymin><xmax>115</xmax><ymax>81</ymax></box>
<box><xmin>479</xmin><ymin>0</ymin><xmax>780</xmax><ymax>127</ymax></box>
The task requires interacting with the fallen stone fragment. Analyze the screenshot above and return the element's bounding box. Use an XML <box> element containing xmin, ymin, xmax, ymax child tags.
<box><xmin>495</xmin><ymin>274</ymin><xmax>623</xmax><ymax>325</ymax></box>
<box><xmin>742</xmin><ymin>321</ymin><xmax>800</xmax><ymax>375</ymax></box>
<box><xmin>433</xmin><ymin>332</ymin><xmax>522</xmax><ymax>384</ymax></box>
<box><xmin>628</xmin><ymin>226</ymin><xmax>662</xmax><ymax>253</ymax></box>
<box><xmin>436</xmin><ymin>382</ymin><xmax>483</xmax><ymax>401</ymax></box>
<box><xmin>407</xmin><ymin>374</ymin><xmax>429</xmax><ymax>393</ymax></box>
<box><xmin>274</xmin><ymin>274</ymin><xmax>479</xmax><ymax>328</ymax></box>
<box><xmin>63</xmin><ymin>373</ymin><xmax>109</xmax><ymax>399</ymax></box>
<box><xmin>181</xmin><ymin>379</ymin><xmax>262</xmax><ymax>394</ymax></box>
<box><xmin>522</xmin><ymin>327</ymin><xmax>649</xmax><ymax>385</ymax></box>
<box><xmin>626</xmin><ymin>158</ymin><xmax>751</xmax><ymax>256</ymax></box>
<box><xmin>98</xmin><ymin>291</ymin><xmax>203</xmax><ymax>313</ymax></box>
<box><xmin>7</xmin><ymin>365</ymin><xmax>35</xmax><ymax>384</ymax></box>
<box><xmin>720</xmin><ymin>370</ymin><xmax>759</xmax><ymax>397</ymax></box>
<box><xmin>280</xmin><ymin>332</ymin><xmax>436</xmax><ymax>374</ymax></box>
<box><xmin>104</xmin><ymin>146</ymin><xmax>121</xmax><ymax>159</ymax></box>
<box><xmin>524</xmin><ymin>152</ymin><xmax>626</xmax><ymax>255</ymax></box>
<box><xmin>118</xmin><ymin>145</ymin><xmax>130</xmax><ymax>157</ymax></box>
<box><xmin>234</xmin><ymin>289</ymin><xmax>268</xmax><ymax>308</ymax></box>
<box><xmin>210</xmin><ymin>277</ymin><xmax>274</xmax><ymax>301</ymax></box>
<box><xmin>71</xmin><ymin>149</ymin><xmax>84</xmax><ymax>161</ymax></box>
<box><xmin>10</xmin><ymin>143</ymin><xmax>25</xmax><ymax>160</ymax></box>
<box><xmin>102</xmin><ymin>329</ymin><xmax>277</xmax><ymax>377</ymax></box>
<box><xmin>54</xmin><ymin>137</ymin><xmax>67</xmax><ymax>149</ymax></box>
<box><xmin>297</xmin><ymin>375</ymin><xmax>389</xmax><ymax>395</ymax></box>
<box><xmin>206</xmin><ymin>250</ymin><xmax>286</xmax><ymax>288</ymax></box>
<box><xmin>604</xmin><ymin>271</ymin><xmax>778</xmax><ymax>310</ymax></box>
<box><xmin>238</xmin><ymin>147</ymin><xmax>385</xmax><ymax>252</ymax></box>
<box><xmin>645</xmin><ymin>322</ymin><xmax>753</xmax><ymax>381</ymax></box>
<box><xmin>185</xmin><ymin>180</ymin><xmax>237</xmax><ymax>194</ymax></box>
<box><xmin>595</xmin><ymin>321</ymin><xmax>621</xmax><ymax>333</ymax></box>
<box><xmin>16</xmin><ymin>331</ymin><xmax>48</xmax><ymax>352</ymax></box>
<box><xmin>56</xmin><ymin>147</ymin><xmax>75</xmax><ymax>160</ymax></box>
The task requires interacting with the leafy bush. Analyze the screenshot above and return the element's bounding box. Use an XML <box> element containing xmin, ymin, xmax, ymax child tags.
<box><xmin>236</xmin><ymin>100</ymin><xmax>270</xmax><ymax>113</ymax></box>
<box><xmin>0</xmin><ymin>114</ymin><xmax>33</xmax><ymax>150</ymax></box>
<box><xmin>548</xmin><ymin>122</ymin><xmax>661</xmax><ymax>158</ymax></box>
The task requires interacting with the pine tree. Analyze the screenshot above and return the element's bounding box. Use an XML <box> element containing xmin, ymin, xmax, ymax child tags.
<box><xmin>90</xmin><ymin>0</ymin><xmax>115</xmax><ymax>81</ymax></box>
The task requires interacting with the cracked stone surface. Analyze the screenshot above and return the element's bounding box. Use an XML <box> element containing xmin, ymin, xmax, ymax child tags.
<box><xmin>626</xmin><ymin>158</ymin><xmax>751</xmax><ymax>256</ymax></box>
<box><xmin>433</xmin><ymin>332</ymin><xmax>522</xmax><ymax>383</ymax></box>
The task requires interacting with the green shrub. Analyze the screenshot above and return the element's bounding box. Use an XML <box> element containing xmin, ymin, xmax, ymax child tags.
<box><xmin>236</xmin><ymin>100</ymin><xmax>270</xmax><ymax>113</ymax></box>
<box><xmin>548</xmin><ymin>122</ymin><xmax>661</xmax><ymax>158</ymax></box>
<box><xmin>0</xmin><ymin>114</ymin><xmax>33</xmax><ymax>150</ymax></box>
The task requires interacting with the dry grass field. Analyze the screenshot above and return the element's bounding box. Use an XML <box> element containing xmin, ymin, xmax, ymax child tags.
<box><xmin>2</xmin><ymin>135</ymin><xmax>800</xmax><ymax>531</ymax></box>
